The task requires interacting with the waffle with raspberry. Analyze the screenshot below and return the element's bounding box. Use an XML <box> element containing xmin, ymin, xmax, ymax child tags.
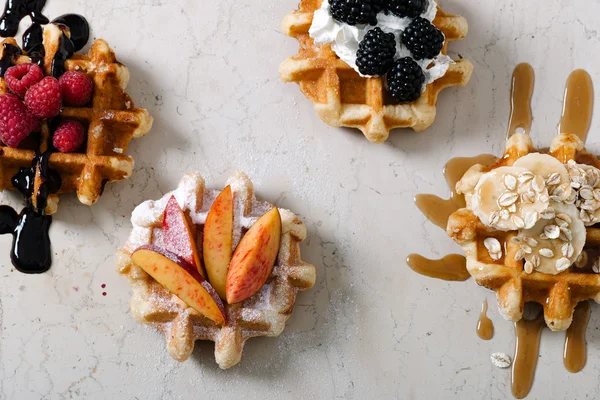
<box><xmin>0</xmin><ymin>24</ymin><xmax>152</xmax><ymax>214</ymax></box>
<box><xmin>116</xmin><ymin>172</ymin><xmax>316</xmax><ymax>369</ymax></box>
<box><xmin>279</xmin><ymin>0</ymin><xmax>473</xmax><ymax>143</ymax></box>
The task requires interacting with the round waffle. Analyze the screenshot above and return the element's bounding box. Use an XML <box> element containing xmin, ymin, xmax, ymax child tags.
<box><xmin>279</xmin><ymin>0</ymin><xmax>473</xmax><ymax>143</ymax></box>
<box><xmin>448</xmin><ymin>133</ymin><xmax>600</xmax><ymax>331</ymax></box>
<box><xmin>0</xmin><ymin>24</ymin><xmax>152</xmax><ymax>214</ymax></box>
<box><xmin>116</xmin><ymin>172</ymin><xmax>316</xmax><ymax>369</ymax></box>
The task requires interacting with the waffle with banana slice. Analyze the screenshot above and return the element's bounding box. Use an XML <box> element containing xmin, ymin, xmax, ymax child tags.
<box><xmin>0</xmin><ymin>23</ymin><xmax>152</xmax><ymax>214</ymax></box>
<box><xmin>448</xmin><ymin>132</ymin><xmax>600</xmax><ymax>331</ymax></box>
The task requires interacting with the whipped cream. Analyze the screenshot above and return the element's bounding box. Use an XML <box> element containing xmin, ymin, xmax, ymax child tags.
<box><xmin>309</xmin><ymin>0</ymin><xmax>452</xmax><ymax>85</ymax></box>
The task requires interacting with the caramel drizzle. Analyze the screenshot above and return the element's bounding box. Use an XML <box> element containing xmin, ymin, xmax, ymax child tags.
<box><xmin>476</xmin><ymin>299</ymin><xmax>494</xmax><ymax>340</ymax></box>
<box><xmin>511</xmin><ymin>315</ymin><xmax>545</xmax><ymax>399</ymax></box>
<box><xmin>415</xmin><ymin>155</ymin><xmax>497</xmax><ymax>230</ymax></box>
<box><xmin>559</xmin><ymin>70</ymin><xmax>594</xmax><ymax>142</ymax></box>
<box><xmin>563</xmin><ymin>301</ymin><xmax>591</xmax><ymax>373</ymax></box>
<box><xmin>507</xmin><ymin>63</ymin><xmax>535</xmax><ymax>138</ymax></box>
<box><xmin>406</xmin><ymin>254</ymin><xmax>470</xmax><ymax>281</ymax></box>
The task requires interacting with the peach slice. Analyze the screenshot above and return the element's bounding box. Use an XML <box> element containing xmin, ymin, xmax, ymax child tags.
<box><xmin>162</xmin><ymin>195</ymin><xmax>204</xmax><ymax>277</ymax></box>
<box><xmin>226</xmin><ymin>208</ymin><xmax>281</xmax><ymax>304</ymax></box>
<box><xmin>203</xmin><ymin>186</ymin><xmax>233</xmax><ymax>299</ymax></box>
<box><xmin>131</xmin><ymin>245</ymin><xmax>226</xmax><ymax>325</ymax></box>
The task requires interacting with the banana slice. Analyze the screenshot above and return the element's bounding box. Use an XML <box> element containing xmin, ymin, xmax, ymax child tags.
<box><xmin>456</xmin><ymin>164</ymin><xmax>488</xmax><ymax>209</ymax></box>
<box><xmin>565</xmin><ymin>161</ymin><xmax>600</xmax><ymax>225</ymax></box>
<box><xmin>514</xmin><ymin>203</ymin><xmax>585</xmax><ymax>275</ymax></box>
<box><xmin>513</xmin><ymin>153</ymin><xmax>570</xmax><ymax>189</ymax></box>
<box><xmin>471</xmin><ymin>166</ymin><xmax>550</xmax><ymax>231</ymax></box>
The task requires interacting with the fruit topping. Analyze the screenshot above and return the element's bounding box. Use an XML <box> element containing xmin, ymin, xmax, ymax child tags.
<box><xmin>513</xmin><ymin>203</ymin><xmax>585</xmax><ymax>275</ymax></box>
<box><xmin>329</xmin><ymin>0</ymin><xmax>379</xmax><ymax>26</ymax></box>
<box><xmin>131</xmin><ymin>245</ymin><xmax>226</xmax><ymax>325</ymax></box>
<box><xmin>356</xmin><ymin>27</ymin><xmax>396</xmax><ymax>76</ymax></box>
<box><xmin>0</xmin><ymin>93</ymin><xmax>39</xmax><ymax>147</ymax></box>
<box><xmin>203</xmin><ymin>186</ymin><xmax>234</xmax><ymax>300</ymax></box>
<box><xmin>386</xmin><ymin>57</ymin><xmax>424</xmax><ymax>103</ymax></box>
<box><xmin>4</xmin><ymin>63</ymin><xmax>43</xmax><ymax>98</ymax></box>
<box><xmin>401</xmin><ymin>16</ymin><xmax>444</xmax><ymax>60</ymax></box>
<box><xmin>52</xmin><ymin>120</ymin><xmax>85</xmax><ymax>153</ymax></box>
<box><xmin>386</xmin><ymin>0</ymin><xmax>427</xmax><ymax>18</ymax></box>
<box><xmin>226</xmin><ymin>208</ymin><xmax>282</xmax><ymax>304</ymax></box>
<box><xmin>24</xmin><ymin>76</ymin><xmax>62</xmax><ymax>118</ymax></box>
<box><xmin>470</xmin><ymin>165</ymin><xmax>550</xmax><ymax>231</ymax></box>
<box><xmin>162</xmin><ymin>195</ymin><xmax>204</xmax><ymax>277</ymax></box>
<box><xmin>59</xmin><ymin>70</ymin><xmax>93</xmax><ymax>106</ymax></box>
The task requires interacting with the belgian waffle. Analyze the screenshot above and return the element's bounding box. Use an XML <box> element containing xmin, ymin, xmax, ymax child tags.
<box><xmin>0</xmin><ymin>24</ymin><xmax>152</xmax><ymax>214</ymax></box>
<box><xmin>448</xmin><ymin>132</ymin><xmax>600</xmax><ymax>331</ymax></box>
<box><xmin>279</xmin><ymin>0</ymin><xmax>473</xmax><ymax>143</ymax></box>
<box><xmin>116</xmin><ymin>172</ymin><xmax>316</xmax><ymax>369</ymax></box>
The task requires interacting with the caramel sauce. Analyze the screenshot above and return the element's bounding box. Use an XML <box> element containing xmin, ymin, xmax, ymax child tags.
<box><xmin>415</xmin><ymin>155</ymin><xmax>497</xmax><ymax>230</ymax></box>
<box><xmin>559</xmin><ymin>70</ymin><xmax>594</xmax><ymax>142</ymax></box>
<box><xmin>507</xmin><ymin>63</ymin><xmax>535</xmax><ymax>137</ymax></box>
<box><xmin>511</xmin><ymin>314</ymin><xmax>545</xmax><ymax>399</ymax></box>
<box><xmin>563</xmin><ymin>301</ymin><xmax>591</xmax><ymax>373</ymax></box>
<box><xmin>476</xmin><ymin>299</ymin><xmax>494</xmax><ymax>340</ymax></box>
<box><xmin>406</xmin><ymin>253</ymin><xmax>470</xmax><ymax>281</ymax></box>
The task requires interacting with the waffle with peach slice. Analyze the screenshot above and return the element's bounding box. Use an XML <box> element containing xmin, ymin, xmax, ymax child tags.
<box><xmin>116</xmin><ymin>172</ymin><xmax>316</xmax><ymax>369</ymax></box>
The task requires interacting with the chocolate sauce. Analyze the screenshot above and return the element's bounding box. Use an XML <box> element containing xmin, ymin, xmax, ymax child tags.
<box><xmin>22</xmin><ymin>22</ymin><xmax>43</xmax><ymax>66</ymax></box>
<box><xmin>52</xmin><ymin>14</ymin><xmax>89</xmax><ymax>52</ymax></box>
<box><xmin>0</xmin><ymin>1</ymin><xmax>90</xmax><ymax>273</ymax></box>
<box><xmin>0</xmin><ymin>42</ymin><xmax>20</xmax><ymax>76</ymax></box>
<box><xmin>0</xmin><ymin>0</ymin><xmax>49</xmax><ymax>37</ymax></box>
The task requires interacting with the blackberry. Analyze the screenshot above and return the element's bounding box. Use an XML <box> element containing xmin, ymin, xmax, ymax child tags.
<box><xmin>401</xmin><ymin>17</ymin><xmax>444</xmax><ymax>60</ymax></box>
<box><xmin>330</xmin><ymin>0</ymin><xmax>378</xmax><ymax>26</ymax></box>
<box><xmin>356</xmin><ymin>28</ymin><xmax>396</xmax><ymax>76</ymax></box>
<box><xmin>386</xmin><ymin>0</ymin><xmax>427</xmax><ymax>18</ymax></box>
<box><xmin>386</xmin><ymin>57</ymin><xmax>425</xmax><ymax>103</ymax></box>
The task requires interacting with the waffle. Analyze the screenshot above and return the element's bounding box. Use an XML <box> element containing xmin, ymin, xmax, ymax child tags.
<box><xmin>0</xmin><ymin>24</ymin><xmax>152</xmax><ymax>214</ymax></box>
<box><xmin>447</xmin><ymin>132</ymin><xmax>600</xmax><ymax>331</ymax></box>
<box><xmin>279</xmin><ymin>0</ymin><xmax>473</xmax><ymax>143</ymax></box>
<box><xmin>116</xmin><ymin>172</ymin><xmax>316</xmax><ymax>369</ymax></box>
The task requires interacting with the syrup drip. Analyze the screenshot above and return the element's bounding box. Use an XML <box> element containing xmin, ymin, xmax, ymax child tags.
<box><xmin>415</xmin><ymin>155</ymin><xmax>497</xmax><ymax>230</ymax></box>
<box><xmin>406</xmin><ymin>254</ymin><xmax>470</xmax><ymax>281</ymax></box>
<box><xmin>0</xmin><ymin>1</ymin><xmax>90</xmax><ymax>273</ymax></box>
<box><xmin>507</xmin><ymin>63</ymin><xmax>535</xmax><ymax>137</ymax></box>
<box><xmin>511</xmin><ymin>314</ymin><xmax>545</xmax><ymax>399</ymax></box>
<box><xmin>563</xmin><ymin>301</ymin><xmax>591</xmax><ymax>373</ymax></box>
<box><xmin>476</xmin><ymin>299</ymin><xmax>494</xmax><ymax>340</ymax></box>
<box><xmin>559</xmin><ymin>70</ymin><xmax>594</xmax><ymax>142</ymax></box>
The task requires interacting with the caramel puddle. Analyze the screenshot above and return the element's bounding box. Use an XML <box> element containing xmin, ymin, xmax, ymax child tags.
<box><xmin>476</xmin><ymin>299</ymin><xmax>494</xmax><ymax>340</ymax></box>
<box><xmin>406</xmin><ymin>254</ymin><xmax>470</xmax><ymax>281</ymax></box>
<box><xmin>563</xmin><ymin>301</ymin><xmax>591</xmax><ymax>373</ymax></box>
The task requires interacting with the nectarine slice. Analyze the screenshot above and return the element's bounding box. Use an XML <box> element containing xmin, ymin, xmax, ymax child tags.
<box><xmin>162</xmin><ymin>195</ymin><xmax>204</xmax><ymax>277</ymax></box>
<box><xmin>203</xmin><ymin>185</ymin><xmax>233</xmax><ymax>299</ymax></box>
<box><xmin>226</xmin><ymin>207</ymin><xmax>281</xmax><ymax>304</ymax></box>
<box><xmin>132</xmin><ymin>245</ymin><xmax>226</xmax><ymax>325</ymax></box>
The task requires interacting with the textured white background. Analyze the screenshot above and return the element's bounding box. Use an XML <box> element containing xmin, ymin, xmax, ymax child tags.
<box><xmin>1</xmin><ymin>0</ymin><xmax>600</xmax><ymax>398</ymax></box>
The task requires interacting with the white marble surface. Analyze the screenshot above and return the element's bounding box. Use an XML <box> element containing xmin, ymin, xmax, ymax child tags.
<box><xmin>2</xmin><ymin>0</ymin><xmax>600</xmax><ymax>398</ymax></box>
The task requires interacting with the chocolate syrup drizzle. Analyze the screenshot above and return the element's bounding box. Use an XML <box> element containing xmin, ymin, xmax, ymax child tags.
<box><xmin>0</xmin><ymin>0</ymin><xmax>89</xmax><ymax>273</ymax></box>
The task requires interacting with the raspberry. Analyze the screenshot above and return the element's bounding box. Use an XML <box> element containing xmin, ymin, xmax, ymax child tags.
<box><xmin>356</xmin><ymin>27</ymin><xmax>396</xmax><ymax>76</ymax></box>
<box><xmin>24</xmin><ymin>76</ymin><xmax>62</xmax><ymax>119</ymax></box>
<box><xmin>52</xmin><ymin>120</ymin><xmax>86</xmax><ymax>153</ymax></box>
<box><xmin>59</xmin><ymin>71</ymin><xmax>93</xmax><ymax>106</ymax></box>
<box><xmin>0</xmin><ymin>94</ymin><xmax>39</xmax><ymax>148</ymax></box>
<box><xmin>386</xmin><ymin>57</ymin><xmax>425</xmax><ymax>103</ymax></box>
<box><xmin>401</xmin><ymin>17</ymin><xmax>445</xmax><ymax>60</ymax></box>
<box><xmin>4</xmin><ymin>63</ymin><xmax>44</xmax><ymax>98</ymax></box>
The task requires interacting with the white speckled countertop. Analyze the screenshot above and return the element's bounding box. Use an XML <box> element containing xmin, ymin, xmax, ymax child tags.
<box><xmin>2</xmin><ymin>0</ymin><xmax>600</xmax><ymax>398</ymax></box>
